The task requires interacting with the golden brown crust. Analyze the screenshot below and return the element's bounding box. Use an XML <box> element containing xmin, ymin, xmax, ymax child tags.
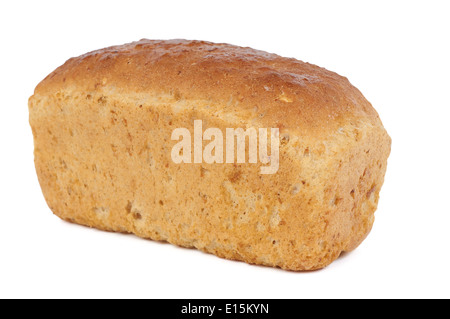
<box><xmin>29</xmin><ymin>39</ymin><xmax>391</xmax><ymax>270</ymax></box>
<box><xmin>34</xmin><ymin>39</ymin><xmax>381</xmax><ymax>137</ymax></box>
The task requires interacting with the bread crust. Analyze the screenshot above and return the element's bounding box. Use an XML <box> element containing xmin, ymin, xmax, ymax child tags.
<box><xmin>29</xmin><ymin>39</ymin><xmax>391</xmax><ymax>270</ymax></box>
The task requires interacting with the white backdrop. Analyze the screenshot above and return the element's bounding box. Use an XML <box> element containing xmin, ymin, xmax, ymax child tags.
<box><xmin>1</xmin><ymin>0</ymin><xmax>449</xmax><ymax>299</ymax></box>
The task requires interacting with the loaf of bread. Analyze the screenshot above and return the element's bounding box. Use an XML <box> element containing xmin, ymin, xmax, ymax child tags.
<box><xmin>28</xmin><ymin>39</ymin><xmax>391</xmax><ymax>270</ymax></box>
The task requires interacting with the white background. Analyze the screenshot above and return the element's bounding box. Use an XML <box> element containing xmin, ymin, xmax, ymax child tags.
<box><xmin>1</xmin><ymin>0</ymin><xmax>449</xmax><ymax>299</ymax></box>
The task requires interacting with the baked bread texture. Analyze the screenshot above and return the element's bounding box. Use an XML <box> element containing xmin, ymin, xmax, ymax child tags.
<box><xmin>28</xmin><ymin>39</ymin><xmax>391</xmax><ymax>270</ymax></box>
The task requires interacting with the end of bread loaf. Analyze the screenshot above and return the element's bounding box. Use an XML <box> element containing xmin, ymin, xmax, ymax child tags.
<box><xmin>29</xmin><ymin>39</ymin><xmax>391</xmax><ymax>270</ymax></box>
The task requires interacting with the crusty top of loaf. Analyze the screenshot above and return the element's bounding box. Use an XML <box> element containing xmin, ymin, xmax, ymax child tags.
<box><xmin>34</xmin><ymin>39</ymin><xmax>382</xmax><ymax>136</ymax></box>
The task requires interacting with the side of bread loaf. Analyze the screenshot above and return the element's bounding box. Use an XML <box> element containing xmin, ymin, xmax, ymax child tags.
<box><xmin>29</xmin><ymin>39</ymin><xmax>391</xmax><ymax>270</ymax></box>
